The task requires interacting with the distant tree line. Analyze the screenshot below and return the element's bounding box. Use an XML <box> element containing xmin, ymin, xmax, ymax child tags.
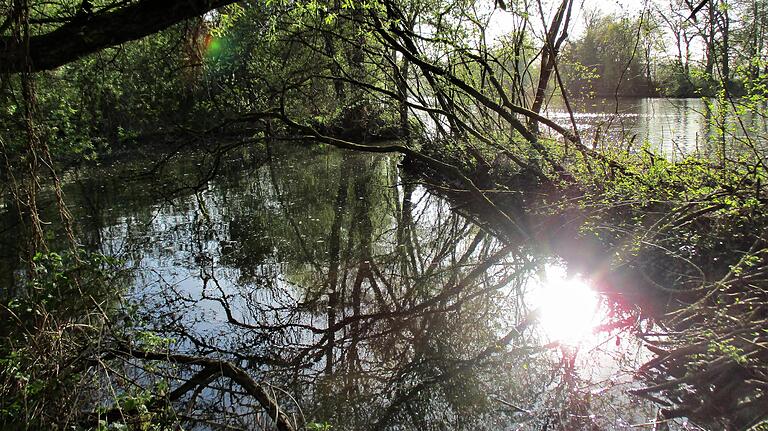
<box><xmin>560</xmin><ymin>0</ymin><xmax>768</xmax><ymax>98</ymax></box>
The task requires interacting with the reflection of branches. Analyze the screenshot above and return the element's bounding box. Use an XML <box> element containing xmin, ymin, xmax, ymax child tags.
<box><xmin>111</xmin><ymin>144</ymin><xmax>654</xmax><ymax>430</ymax></box>
<box><xmin>276</xmin><ymin>109</ymin><xmax>531</xmax><ymax>241</ymax></box>
<box><xmin>128</xmin><ymin>150</ymin><xmax>544</xmax><ymax>423</ymax></box>
<box><xmin>635</xmin><ymin>248</ymin><xmax>768</xmax><ymax>429</ymax></box>
<box><xmin>374</xmin><ymin>311</ymin><xmax>538</xmax><ymax>429</ymax></box>
<box><xmin>266</xmin><ymin>140</ymin><xmax>324</xmax><ymax>274</ymax></box>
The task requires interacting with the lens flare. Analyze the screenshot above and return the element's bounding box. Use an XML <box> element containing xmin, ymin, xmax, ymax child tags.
<box><xmin>204</xmin><ymin>34</ymin><xmax>227</xmax><ymax>59</ymax></box>
<box><xmin>530</xmin><ymin>266</ymin><xmax>601</xmax><ymax>345</ymax></box>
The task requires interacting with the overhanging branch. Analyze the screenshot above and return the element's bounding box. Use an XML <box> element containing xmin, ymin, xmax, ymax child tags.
<box><xmin>0</xmin><ymin>0</ymin><xmax>237</xmax><ymax>73</ymax></box>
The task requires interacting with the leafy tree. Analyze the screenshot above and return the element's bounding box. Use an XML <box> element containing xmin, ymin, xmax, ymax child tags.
<box><xmin>562</xmin><ymin>12</ymin><xmax>655</xmax><ymax>97</ymax></box>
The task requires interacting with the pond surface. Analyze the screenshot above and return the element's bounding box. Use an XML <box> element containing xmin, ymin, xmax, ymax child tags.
<box><xmin>545</xmin><ymin>97</ymin><xmax>768</xmax><ymax>157</ymax></box>
<box><xmin>0</xmin><ymin>142</ymin><xmax>687</xmax><ymax>429</ymax></box>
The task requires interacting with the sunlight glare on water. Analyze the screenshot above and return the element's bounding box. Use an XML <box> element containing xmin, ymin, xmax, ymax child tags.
<box><xmin>530</xmin><ymin>266</ymin><xmax>603</xmax><ymax>346</ymax></box>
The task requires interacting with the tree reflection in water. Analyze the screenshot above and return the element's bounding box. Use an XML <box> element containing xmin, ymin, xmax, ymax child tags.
<box><xmin>87</xmin><ymin>143</ymin><xmax>661</xmax><ymax>430</ymax></box>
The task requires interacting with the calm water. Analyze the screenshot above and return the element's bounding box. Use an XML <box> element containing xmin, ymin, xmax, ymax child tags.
<box><xmin>546</xmin><ymin>97</ymin><xmax>768</xmax><ymax>157</ymax></box>
<box><xmin>1</xmin><ymin>143</ymin><xmax>687</xmax><ymax>429</ymax></box>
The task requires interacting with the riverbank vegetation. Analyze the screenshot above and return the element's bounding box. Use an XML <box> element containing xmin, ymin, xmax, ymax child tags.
<box><xmin>2</xmin><ymin>0</ymin><xmax>768</xmax><ymax>429</ymax></box>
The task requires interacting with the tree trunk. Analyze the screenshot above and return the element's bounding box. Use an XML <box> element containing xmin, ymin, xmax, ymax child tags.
<box><xmin>529</xmin><ymin>0</ymin><xmax>574</xmax><ymax>131</ymax></box>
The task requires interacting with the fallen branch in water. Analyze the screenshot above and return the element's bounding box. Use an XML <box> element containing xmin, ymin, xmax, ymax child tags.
<box><xmin>106</xmin><ymin>345</ymin><xmax>297</xmax><ymax>431</ymax></box>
